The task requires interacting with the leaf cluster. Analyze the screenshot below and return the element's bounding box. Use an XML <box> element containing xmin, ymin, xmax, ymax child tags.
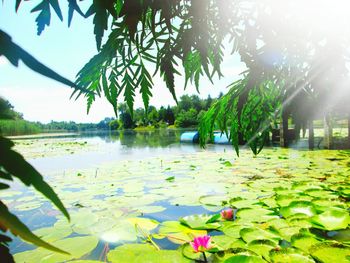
<box><xmin>0</xmin><ymin>136</ymin><xmax>70</xmax><ymax>259</ymax></box>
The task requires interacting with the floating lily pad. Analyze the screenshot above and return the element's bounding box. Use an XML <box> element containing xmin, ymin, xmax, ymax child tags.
<box><xmin>230</xmin><ymin>197</ymin><xmax>259</xmax><ymax>209</ymax></box>
<box><xmin>236</xmin><ymin>208</ymin><xmax>277</xmax><ymax>223</ymax></box>
<box><xmin>248</xmin><ymin>240</ymin><xmax>277</xmax><ymax>261</ymax></box>
<box><xmin>269</xmin><ymin>248</ymin><xmax>315</xmax><ymax>263</ymax></box>
<box><xmin>224</xmin><ymin>255</ymin><xmax>267</xmax><ymax>263</ymax></box>
<box><xmin>181</xmin><ymin>243</ymin><xmax>211</xmax><ymax>260</ymax></box>
<box><xmin>276</xmin><ymin>195</ymin><xmax>312</xmax><ymax>207</ymax></box>
<box><xmin>240</xmin><ymin>227</ymin><xmax>281</xmax><ymax>245</ymax></box>
<box><xmin>222</xmin><ymin>224</ymin><xmax>248</xmax><ymax>239</ymax></box>
<box><xmin>107</xmin><ymin>243</ymin><xmax>190</xmax><ymax>263</ymax></box>
<box><xmin>212</xmin><ymin>235</ymin><xmax>240</xmax><ymax>250</ymax></box>
<box><xmin>33</xmin><ymin>226</ymin><xmax>72</xmax><ymax>243</ymax></box>
<box><xmin>199</xmin><ymin>195</ymin><xmax>227</xmax><ymax>206</ymax></box>
<box><xmin>311</xmin><ymin>209</ymin><xmax>350</xmax><ymax>231</ymax></box>
<box><xmin>180</xmin><ymin>214</ymin><xmax>221</xmax><ymax>230</ymax></box>
<box><xmin>99</xmin><ymin>220</ymin><xmax>138</xmax><ymax>243</ymax></box>
<box><xmin>107</xmin><ymin>244</ymin><xmax>156</xmax><ymax>263</ymax></box>
<box><xmin>280</xmin><ymin>201</ymin><xmax>317</xmax><ymax>218</ymax></box>
<box><xmin>291</xmin><ymin>233</ymin><xmax>320</xmax><ymax>252</ymax></box>
<box><xmin>14</xmin><ymin>236</ymin><xmax>99</xmax><ymax>263</ymax></box>
<box><xmin>157</xmin><ymin>221</ymin><xmax>207</xmax><ymax>244</ymax></box>
<box><xmin>136</xmin><ymin>205</ymin><xmax>166</xmax><ymax>214</ymax></box>
<box><xmin>309</xmin><ymin>242</ymin><xmax>350</xmax><ymax>263</ymax></box>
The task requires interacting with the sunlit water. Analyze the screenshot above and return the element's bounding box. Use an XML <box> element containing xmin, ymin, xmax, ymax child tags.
<box><xmin>4</xmin><ymin>130</ymin><xmax>349</xmax><ymax>261</ymax></box>
<box><xmin>6</xmin><ymin>130</ymin><xmax>237</xmax><ymax>257</ymax></box>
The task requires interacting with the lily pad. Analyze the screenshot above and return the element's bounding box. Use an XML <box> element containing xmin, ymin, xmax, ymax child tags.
<box><xmin>180</xmin><ymin>214</ymin><xmax>221</xmax><ymax>230</ymax></box>
<box><xmin>107</xmin><ymin>244</ymin><xmax>156</xmax><ymax>263</ymax></box>
<box><xmin>240</xmin><ymin>227</ymin><xmax>281</xmax><ymax>245</ymax></box>
<box><xmin>269</xmin><ymin>248</ymin><xmax>315</xmax><ymax>263</ymax></box>
<box><xmin>157</xmin><ymin>221</ymin><xmax>207</xmax><ymax>244</ymax></box>
<box><xmin>280</xmin><ymin>201</ymin><xmax>317</xmax><ymax>218</ymax></box>
<box><xmin>33</xmin><ymin>226</ymin><xmax>72</xmax><ymax>243</ymax></box>
<box><xmin>236</xmin><ymin>208</ymin><xmax>277</xmax><ymax>223</ymax></box>
<box><xmin>127</xmin><ymin>217</ymin><xmax>159</xmax><ymax>231</ymax></box>
<box><xmin>311</xmin><ymin>209</ymin><xmax>350</xmax><ymax>231</ymax></box>
<box><xmin>14</xmin><ymin>236</ymin><xmax>99</xmax><ymax>263</ymax></box>
<box><xmin>309</xmin><ymin>242</ymin><xmax>350</xmax><ymax>263</ymax></box>
<box><xmin>291</xmin><ymin>233</ymin><xmax>320</xmax><ymax>252</ymax></box>
<box><xmin>107</xmin><ymin>243</ymin><xmax>190</xmax><ymax>263</ymax></box>
<box><xmin>222</xmin><ymin>224</ymin><xmax>247</xmax><ymax>239</ymax></box>
<box><xmin>248</xmin><ymin>240</ymin><xmax>277</xmax><ymax>261</ymax></box>
<box><xmin>199</xmin><ymin>195</ymin><xmax>227</xmax><ymax>206</ymax></box>
<box><xmin>224</xmin><ymin>255</ymin><xmax>267</xmax><ymax>263</ymax></box>
<box><xmin>181</xmin><ymin>243</ymin><xmax>211</xmax><ymax>260</ymax></box>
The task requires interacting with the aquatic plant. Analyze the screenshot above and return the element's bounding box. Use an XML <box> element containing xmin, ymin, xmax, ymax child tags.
<box><xmin>190</xmin><ymin>235</ymin><xmax>213</xmax><ymax>253</ymax></box>
<box><xmin>221</xmin><ymin>208</ymin><xmax>234</xmax><ymax>221</ymax></box>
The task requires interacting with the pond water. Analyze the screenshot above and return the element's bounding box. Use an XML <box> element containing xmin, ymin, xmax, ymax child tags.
<box><xmin>2</xmin><ymin>130</ymin><xmax>350</xmax><ymax>262</ymax></box>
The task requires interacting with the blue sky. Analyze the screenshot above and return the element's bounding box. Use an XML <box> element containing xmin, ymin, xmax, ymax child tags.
<box><xmin>0</xmin><ymin>2</ymin><xmax>245</xmax><ymax>123</ymax></box>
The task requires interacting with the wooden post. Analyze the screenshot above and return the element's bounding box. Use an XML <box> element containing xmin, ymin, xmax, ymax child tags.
<box><xmin>280</xmin><ymin>111</ymin><xmax>289</xmax><ymax>147</ymax></box>
<box><xmin>324</xmin><ymin>113</ymin><xmax>333</xmax><ymax>149</ymax></box>
<box><xmin>308</xmin><ymin>119</ymin><xmax>314</xmax><ymax>150</ymax></box>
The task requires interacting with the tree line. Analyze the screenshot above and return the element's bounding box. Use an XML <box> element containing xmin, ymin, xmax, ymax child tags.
<box><xmin>111</xmin><ymin>94</ymin><xmax>220</xmax><ymax>130</ymax></box>
<box><xmin>0</xmin><ymin>94</ymin><xmax>221</xmax><ymax>135</ymax></box>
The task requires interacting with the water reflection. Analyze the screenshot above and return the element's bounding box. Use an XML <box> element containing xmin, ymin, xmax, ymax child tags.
<box><xmin>26</xmin><ymin>129</ymin><xmax>217</xmax><ymax>173</ymax></box>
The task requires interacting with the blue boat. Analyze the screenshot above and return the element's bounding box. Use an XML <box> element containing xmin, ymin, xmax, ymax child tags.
<box><xmin>213</xmin><ymin>132</ymin><xmax>230</xmax><ymax>144</ymax></box>
<box><xmin>180</xmin><ymin>131</ymin><xmax>199</xmax><ymax>143</ymax></box>
<box><xmin>180</xmin><ymin>131</ymin><xmax>230</xmax><ymax>144</ymax></box>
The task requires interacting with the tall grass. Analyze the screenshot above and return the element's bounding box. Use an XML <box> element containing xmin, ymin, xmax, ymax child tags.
<box><xmin>0</xmin><ymin>120</ymin><xmax>41</xmax><ymax>136</ymax></box>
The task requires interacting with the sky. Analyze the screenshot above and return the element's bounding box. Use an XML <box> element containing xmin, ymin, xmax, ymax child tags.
<box><xmin>0</xmin><ymin>2</ymin><xmax>246</xmax><ymax>123</ymax></box>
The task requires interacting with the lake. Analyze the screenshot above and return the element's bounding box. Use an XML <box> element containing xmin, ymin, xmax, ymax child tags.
<box><xmin>2</xmin><ymin>130</ymin><xmax>350</xmax><ymax>262</ymax></box>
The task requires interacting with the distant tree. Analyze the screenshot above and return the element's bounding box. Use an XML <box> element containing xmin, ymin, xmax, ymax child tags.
<box><xmin>190</xmin><ymin>95</ymin><xmax>202</xmax><ymax>112</ymax></box>
<box><xmin>175</xmin><ymin>108</ymin><xmax>198</xmax><ymax>128</ymax></box>
<box><xmin>158</xmin><ymin>106</ymin><xmax>167</xmax><ymax>122</ymax></box>
<box><xmin>204</xmin><ymin>95</ymin><xmax>213</xmax><ymax>110</ymax></box>
<box><xmin>147</xmin><ymin>106</ymin><xmax>159</xmax><ymax>125</ymax></box>
<box><xmin>109</xmin><ymin>119</ymin><xmax>120</xmax><ymax>130</ymax></box>
<box><xmin>165</xmin><ymin>106</ymin><xmax>175</xmax><ymax>125</ymax></box>
<box><xmin>134</xmin><ymin>108</ymin><xmax>147</xmax><ymax>126</ymax></box>
<box><xmin>97</xmin><ymin>118</ymin><xmax>114</xmax><ymax>130</ymax></box>
<box><xmin>118</xmin><ymin>103</ymin><xmax>134</xmax><ymax>129</ymax></box>
<box><xmin>0</xmin><ymin>97</ymin><xmax>23</xmax><ymax>120</ymax></box>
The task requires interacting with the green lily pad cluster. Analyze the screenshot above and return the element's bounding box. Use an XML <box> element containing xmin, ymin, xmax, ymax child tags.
<box><xmin>4</xmin><ymin>143</ymin><xmax>350</xmax><ymax>262</ymax></box>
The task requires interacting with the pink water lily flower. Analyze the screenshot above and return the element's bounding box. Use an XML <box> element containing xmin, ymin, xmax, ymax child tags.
<box><xmin>190</xmin><ymin>235</ymin><xmax>213</xmax><ymax>253</ymax></box>
<box><xmin>221</xmin><ymin>208</ymin><xmax>234</xmax><ymax>220</ymax></box>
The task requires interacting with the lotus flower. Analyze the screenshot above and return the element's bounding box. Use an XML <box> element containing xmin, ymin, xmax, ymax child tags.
<box><xmin>190</xmin><ymin>235</ymin><xmax>213</xmax><ymax>253</ymax></box>
<box><xmin>221</xmin><ymin>208</ymin><xmax>234</xmax><ymax>220</ymax></box>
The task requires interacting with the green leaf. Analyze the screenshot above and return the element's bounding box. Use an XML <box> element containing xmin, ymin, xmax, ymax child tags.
<box><xmin>157</xmin><ymin>221</ymin><xmax>207</xmax><ymax>244</ymax></box>
<box><xmin>280</xmin><ymin>201</ymin><xmax>317</xmax><ymax>218</ymax></box>
<box><xmin>0</xmin><ymin>137</ymin><xmax>69</xmax><ymax>220</ymax></box>
<box><xmin>31</xmin><ymin>1</ymin><xmax>51</xmax><ymax>35</ymax></box>
<box><xmin>309</xmin><ymin>242</ymin><xmax>350</xmax><ymax>263</ymax></box>
<box><xmin>68</xmin><ymin>0</ymin><xmax>85</xmax><ymax>27</ymax></box>
<box><xmin>14</xmin><ymin>236</ymin><xmax>98</xmax><ymax>263</ymax></box>
<box><xmin>290</xmin><ymin>233</ymin><xmax>320</xmax><ymax>252</ymax></box>
<box><xmin>15</xmin><ymin>0</ymin><xmax>22</xmax><ymax>12</ymax></box>
<box><xmin>224</xmin><ymin>255</ymin><xmax>267</xmax><ymax>263</ymax></box>
<box><xmin>107</xmin><ymin>243</ymin><xmax>190</xmax><ymax>263</ymax></box>
<box><xmin>269</xmin><ymin>248</ymin><xmax>315</xmax><ymax>263</ymax></box>
<box><xmin>181</xmin><ymin>243</ymin><xmax>211</xmax><ymax>261</ymax></box>
<box><xmin>180</xmin><ymin>214</ymin><xmax>221</xmax><ymax>230</ymax></box>
<box><xmin>311</xmin><ymin>209</ymin><xmax>350</xmax><ymax>231</ymax></box>
<box><xmin>240</xmin><ymin>227</ymin><xmax>281</xmax><ymax>245</ymax></box>
<box><xmin>0</xmin><ymin>201</ymin><xmax>68</xmax><ymax>254</ymax></box>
